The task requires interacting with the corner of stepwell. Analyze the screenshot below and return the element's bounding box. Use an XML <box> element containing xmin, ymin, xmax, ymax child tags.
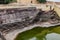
<box><xmin>0</xmin><ymin>0</ymin><xmax>60</xmax><ymax>40</ymax></box>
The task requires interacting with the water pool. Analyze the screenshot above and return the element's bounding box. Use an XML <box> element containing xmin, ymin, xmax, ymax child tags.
<box><xmin>15</xmin><ymin>26</ymin><xmax>60</xmax><ymax>40</ymax></box>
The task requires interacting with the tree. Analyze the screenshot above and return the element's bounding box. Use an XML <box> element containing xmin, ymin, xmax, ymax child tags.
<box><xmin>0</xmin><ymin>0</ymin><xmax>14</xmax><ymax>4</ymax></box>
<box><xmin>37</xmin><ymin>0</ymin><xmax>46</xmax><ymax>3</ymax></box>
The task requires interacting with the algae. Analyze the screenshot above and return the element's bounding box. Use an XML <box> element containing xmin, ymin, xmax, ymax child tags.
<box><xmin>15</xmin><ymin>26</ymin><xmax>60</xmax><ymax>40</ymax></box>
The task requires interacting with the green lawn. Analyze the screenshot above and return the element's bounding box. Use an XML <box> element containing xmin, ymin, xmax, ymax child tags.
<box><xmin>15</xmin><ymin>26</ymin><xmax>60</xmax><ymax>40</ymax></box>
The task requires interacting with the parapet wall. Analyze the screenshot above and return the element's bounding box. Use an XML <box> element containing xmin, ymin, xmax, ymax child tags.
<box><xmin>0</xmin><ymin>4</ymin><xmax>52</xmax><ymax>11</ymax></box>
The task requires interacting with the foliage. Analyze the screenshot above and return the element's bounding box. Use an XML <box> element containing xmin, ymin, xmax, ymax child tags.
<box><xmin>37</xmin><ymin>0</ymin><xmax>46</xmax><ymax>3</ymax></box>
<box><xmin>15</xmin><ymin>26</ymin><xmax>60</xmax><ymax>40</ymax></box>
<box><xmin>0</xmin><ymin>0</ymin><xmax>14</xmax><ymax>4</ymax></box>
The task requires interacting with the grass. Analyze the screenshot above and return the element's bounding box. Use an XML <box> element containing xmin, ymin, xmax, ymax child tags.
<box><xmin>15</xmin><ymin>25</ymin><xmax>60</xmax><ymax>40</ymax></box>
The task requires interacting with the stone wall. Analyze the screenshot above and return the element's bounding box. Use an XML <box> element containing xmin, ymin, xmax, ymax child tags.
<box><xmin>17</xmin><ymin>0</ymin><xmax>38</xmax><ymax>4</ymax></box>
<box><xmin>0</xmin><ymin>7</ymin><xmax>38</xmax><ymax>24</ymax></box>
<box><xmin>54</xmin><ymin>5</ymin><xmax>60</xmax><ymax>17</ymax></box>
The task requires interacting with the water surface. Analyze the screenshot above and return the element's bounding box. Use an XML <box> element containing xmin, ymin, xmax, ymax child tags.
<box><xmin>15</xmin><ymin>26</ymin><xmax>60</xmax><ymax>40</ymax></box>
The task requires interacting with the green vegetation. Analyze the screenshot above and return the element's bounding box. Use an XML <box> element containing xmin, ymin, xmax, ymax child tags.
<box><xmin>0</xmin><ymin>0</ymin><xmax>16</xmax><ymax>4</ymax></box>
<box><xmin>15</xmin><ymin>26</ymin><xmax>60</xmax><ymax>40</ymax></box>
<box><xmin>37</xmin><ymin>0</ymin><xmax>46</xmax><ymax>3</ymax></box>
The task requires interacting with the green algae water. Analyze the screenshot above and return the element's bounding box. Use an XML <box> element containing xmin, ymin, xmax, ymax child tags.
<box><xmin>15</xmin><ymin>26</ymin><xmax>60</xmax><ymax>40</ymax></box>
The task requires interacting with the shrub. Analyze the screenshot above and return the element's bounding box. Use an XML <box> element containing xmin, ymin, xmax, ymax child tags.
<box><xmin>37</xmin><ymin>0</ymin><xmax>46</xmax><ymax>3</ymax></box>
<box><xmin>0</xmin><ymin>0</ymin><xmax>13</xmax><ymax>4</ymax></box>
